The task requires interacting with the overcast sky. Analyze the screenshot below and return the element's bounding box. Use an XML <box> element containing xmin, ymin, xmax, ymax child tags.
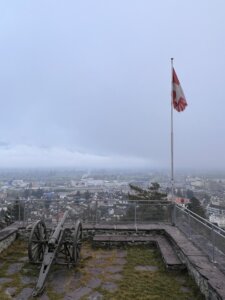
<box><xmin>0</xmin><ymin>0</ymin><xmax>224</xmax><ymax>170</ymax></box>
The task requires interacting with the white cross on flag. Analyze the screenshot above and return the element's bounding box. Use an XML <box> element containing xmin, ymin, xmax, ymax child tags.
<box><xmin>172</xmin><ymin>68</ymin><xmax>187</xmax><ymax>112</ymax></box>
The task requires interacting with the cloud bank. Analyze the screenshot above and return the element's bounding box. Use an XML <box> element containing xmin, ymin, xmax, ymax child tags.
<box><xmin>0</xmin><ymin>144</ymin><xmax>157</xmax><ymax>169</ymax></box>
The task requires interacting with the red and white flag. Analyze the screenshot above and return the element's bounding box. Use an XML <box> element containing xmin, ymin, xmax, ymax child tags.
<box><xmin>172</xmin><ymin>68</ymin><xmax>187</xmax><ymax>112</ymax></box>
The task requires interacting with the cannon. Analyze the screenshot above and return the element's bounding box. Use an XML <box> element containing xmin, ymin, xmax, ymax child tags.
<box><xmin>28</xmin><ymin>210</ymin><xmax>82</xmax><ymax>297</ymax></box>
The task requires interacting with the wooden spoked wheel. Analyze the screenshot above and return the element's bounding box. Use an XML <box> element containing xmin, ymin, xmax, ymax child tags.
<box><xmin>59</xmin><ymin>220</ymin><xmax>82</xmax><ymax>266</ymax></box>
<box><xmin>28</xmin><ymin>220</ymin><xmax>47</xmax><ymax>263</ymax></box>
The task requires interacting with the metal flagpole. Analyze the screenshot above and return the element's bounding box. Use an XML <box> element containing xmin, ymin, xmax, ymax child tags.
<box><xmin>171</xmin><ymin>58</ymin><xmax>174</xmax><ymax>202</ymax></box>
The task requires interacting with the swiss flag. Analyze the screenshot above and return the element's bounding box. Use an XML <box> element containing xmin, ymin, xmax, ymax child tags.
<box><xmin>172</xmin><ymin>68</ymin><xmax>187</xmax><ymax>112</ymax></box>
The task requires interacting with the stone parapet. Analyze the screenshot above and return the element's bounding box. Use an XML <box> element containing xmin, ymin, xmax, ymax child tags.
<box><xmin>0</xmin><ymin>227</ymin><xmax>18</xmax><ymax>253</ymax></box>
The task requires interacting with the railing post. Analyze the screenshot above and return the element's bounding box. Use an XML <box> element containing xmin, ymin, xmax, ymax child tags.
<box><xmin>188</xmin><ymin>209</ymin><xmax>191</xmax><ymax>239</ymax></box>
<box><xmin>87</xmin><ymin>203</ymin><xmax>90</xmax><ymax>223</ymax></box>
<box><xmin>57</xmin><ymin>199</ymin><xmax>59</xmax><ymax>225</ymax></box>
<box><xmin>134</xmin><ymin>201</ymin><xmax>137</xmax><ymax>227</ymax></box>
<box><xmin>23</xmin><ymin>200</ymin><xmax>26</xmax><ymax>227</ymax></box>
<box><xmin>116</xmin><ymin>203</ymin><xmax>118</xmax><ymax>226</ymax></box>
<box><xmin>211</xmin><ymin>226</ymin><xmax>216</xmax><ymax>263</ymax></box>
<box><xmin>19</xmin><ymin>199</ymin><xmax>21</xmax><ymax>223</ymax></box>
<box><xmin>95</xmin><ymin>200</ymin><xmax>98</xmax><ymax>225</ymax></box>
<box><xmin>172</xmin><ymin>204</ymin><xmax>176</xmax><ymax>226</ymax></box>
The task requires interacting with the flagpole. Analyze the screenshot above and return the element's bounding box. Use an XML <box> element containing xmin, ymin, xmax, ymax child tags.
<box><xmin>171</xmin><ymin>58</ymin><xmax>174</xmax><ymax>204</ymax></box>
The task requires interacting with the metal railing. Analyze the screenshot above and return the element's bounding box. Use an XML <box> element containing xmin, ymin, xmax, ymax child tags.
<box><xmin>1</xmin><ymin>198</ymin><xmax>225</xmax><ymax>270</ymax></box>
<box><xmin>87</xmin><ymin>200</ymin><xmax>173</xmax><ymax>225</ymax></box>
<box><xmin>174</xmin><ymin>204</ymin><xmax>225</xmax><ymax>266</ymax></box>
<box><xmin>0</xmin><ymin>198</ymin><xmax>173</xmax><ymax>226</ymax></box>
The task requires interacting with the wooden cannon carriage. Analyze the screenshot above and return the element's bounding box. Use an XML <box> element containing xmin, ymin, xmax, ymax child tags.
<box><xmin>28</xmin><ymin>210</ymin><xmax>82</xmax><ymax>296</ymax></box>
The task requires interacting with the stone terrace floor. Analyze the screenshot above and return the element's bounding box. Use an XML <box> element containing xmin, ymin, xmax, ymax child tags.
<box><xmin>3</xmin><ymin>221</ymin><xmax>225</xmax><ymax>299</ymax></box>
<box><xmin>0</xmin><ymin>239</ymin><xmax>205</xmax><ymax>300</ymax></box>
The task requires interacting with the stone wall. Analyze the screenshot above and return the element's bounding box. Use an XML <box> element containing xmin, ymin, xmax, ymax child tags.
<box><xmin>166</xmin><ymin>232</ymin><xmax>225</xmax><ymax>300</ymax></box>
<box><xmin>176</xmin><ymin>249</ymin><xmax>222</xmax><ymax>300</ymax></box>
<box><xmin>0</xmin><ymin>228</ymin><xmax>18</xmax><ymax>253</ymax></box>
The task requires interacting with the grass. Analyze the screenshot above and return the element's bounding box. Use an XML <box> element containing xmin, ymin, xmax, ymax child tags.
<box><xmin>94</xmin><ymin>245</ymin><xmax>205</xmax><ymax>300</ymax></box>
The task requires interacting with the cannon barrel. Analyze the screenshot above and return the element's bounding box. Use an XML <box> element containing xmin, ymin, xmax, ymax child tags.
<box><xmin>48</xmin><ymin>210</ymin><xmax>69</xmax><ymax>246</ymax></box>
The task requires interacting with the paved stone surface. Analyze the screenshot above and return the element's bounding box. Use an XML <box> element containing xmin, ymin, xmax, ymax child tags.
<box><xmin>88</xmin><ymin>267</ymin><xmax>104</xmax><ymax>275</ymax></box>
<box><xmin>180</xmin><ymin>286</ymin><xmax>191</xmax><ymax>293</ymax></box>
<box><xmin>1</xmin><ymin>224</ymin><xmax>214</xmax><ymax>299</ymax></box>
<box><xmin>105</xmin><ymin>265</ymin><xmax>123</xmax><ymax>273</ymax></box>
<box><xmin>15</xmin><ymin>287</ymin><xmax>33</xmax><ymax>300</ymax></box>
<box><xmin>64</xmin><ymin>287</ymin><xmax>92</xmax><ymax>300</ymax></box>
<box><xmin>113</xmin><ymin>258</ymin><xmax>127</xmax><ymax>265</ymax></box>
<box><xmin>87</xmin><ymin>291</ymin><xmax>103</xmax><ymax>300</ymax></box>
<box><xmin>64</xmin><ymin>245</ymin><xmax>126</xmax><ymax>298</ymax></box>
<box><xmin>102</xmin><ymin>282</ymin><xmax>118</xmax><ymax>292</ymax></box>
<box><xmin>105</xmin><ymin>273</ymin><xmax>123</xmax><ymax>281</ymax></box>
<box><xmin>86</xmin><ymin>258</ymin><xmax>108</xmax><ymax>267</ymax></box>
<box><xmin>135</xmin><ymin>265</ymin><xmax>159</xmax><ymax>272</ymax></box>
<box><xmin>39</xmin><ymin>294</ymin><xmax>50</xmax><ymax>300</ymax></box>
<box><xmin>7</xmin><ymin>262</ymin><xmax>23</xmax><ymax>275</ymax></box>
<box><xmin>96</xmin><ymin>253</ymin><xmax>112</xmax><ymax>259</ymax></box>
<box><xmin>87</xmin><ymin>277</ymin><xmax>102</xmax><ymax>289</ymax></box>
<box><xmin>19</xmin><ymin>256</ymin><xmax>28</xmax><ymax>262</ymax></box>
<box><xmin>88</xmin><ymin>258</ymin><xmax>104</xmax><ymax>265</ymax></box>
<box><xmin>20</xmin><ymin>275</ymin><xmax>36</xmax><ymax>284</ymax></box>
<box><xmin>116</xmin><ymin>250</ymin><xmax>127</xmax><ymax>258</ymax></box>
<box><xmin>5</xmin><ymin>287</ymin><xmax>16</xmax><ymax>297</ymax></box>
<box><xmin>67</xmin><ymin>271</ymin><xmax>82</xmax><ymax>290</ymax></box>
<box><xmin>49</xmin><ymin>269</ymin><xmax>70</xmax><ymax>293</ymax></box>
<box><xmin>0</xmin><ymin>277</ymin><xmax>13</xmax><ymax>284</ymax></box>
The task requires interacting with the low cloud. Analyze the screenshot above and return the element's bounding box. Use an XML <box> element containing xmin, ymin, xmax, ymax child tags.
<box><xmin>0</xmin><ymin>144</ymin><xmax>157</xmax><ymax>169</ymax></box>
